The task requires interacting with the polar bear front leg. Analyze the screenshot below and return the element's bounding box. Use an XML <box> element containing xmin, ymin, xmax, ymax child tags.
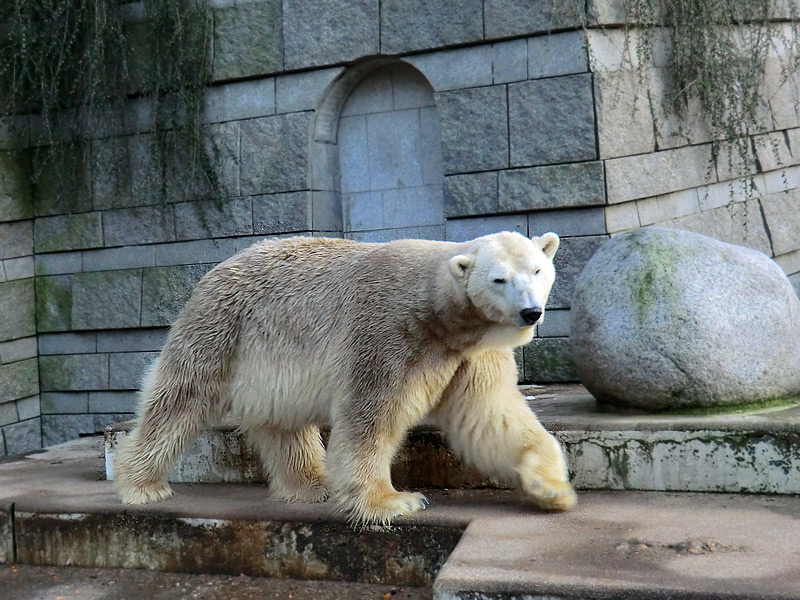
<box><xmin>326</xmin><ymin>413</ymin><xmax>427</xmax><ymax>525</ymax></box>
<box><xmin>245</xmin><ymin>424</ymin><xmax>328</xmax><ymax>503</ymax></box>
<box><xmin>431</xmin><ymin>349</ymin><xmax>577</xmax><ymax>511</ymax></box>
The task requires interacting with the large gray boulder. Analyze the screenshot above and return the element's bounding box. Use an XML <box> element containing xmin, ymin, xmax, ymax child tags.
<box><xmin>570</xmin><ymin>227</ymin><xmax>800</xmax><ymax>410</ymax></box>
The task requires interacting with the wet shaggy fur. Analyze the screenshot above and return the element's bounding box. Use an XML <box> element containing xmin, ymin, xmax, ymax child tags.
<box><xmin>113</xmin><ymin>232</ymin><xmax>577</xmax><ymax>524</ymax></box>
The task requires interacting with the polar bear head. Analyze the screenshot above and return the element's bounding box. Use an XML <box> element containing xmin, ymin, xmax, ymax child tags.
<box><xmin>448</xmin><ymin>231</ymin><xmax>559</xmax><ymax>345</ymax></box>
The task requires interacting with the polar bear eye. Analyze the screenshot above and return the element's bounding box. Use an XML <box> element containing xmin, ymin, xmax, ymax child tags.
<box><xmin>534</xmin><ymin>268</ymin><xmax>542</xmax><ymax>275</ymax></box>
<box><xmin>493</xmin><ymin>278</ymin><xmax>507</xmax><ymax>284</ymax></box>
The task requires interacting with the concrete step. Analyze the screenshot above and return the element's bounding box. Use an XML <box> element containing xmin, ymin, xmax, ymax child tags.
<box><xmin>105</xmin><ymin>384</ymin><xmax>800</xmax><ymax>494</ymax></box>
<box><xmin>2</xmin><ymin>438</ymin><xmax>800</xmax><ymax>599</ymax></box>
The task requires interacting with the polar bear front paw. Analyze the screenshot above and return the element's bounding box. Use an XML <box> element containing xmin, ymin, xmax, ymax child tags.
<box><xmin>523</xmin><ymin>478</ymin><xmax>577</xmax><ymax>511</ymax></box>
<box><xmin>342</xmin><ymin>489</ymin><xmax>429</xmax><ymax>525</ymax></box>
<box><xmin>117</xmin><ymin>481</ymin><xmax>174</xmax><ymax>505</ymax></box>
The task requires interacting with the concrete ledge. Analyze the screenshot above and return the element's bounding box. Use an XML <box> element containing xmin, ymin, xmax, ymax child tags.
<box><xmin>106</xmin><ymin>384</ymin><xmax>800</xmax><ymax>495</ymax></box>
<box><xmin>4</xmin><ymin>438</ymin><xmax>800</xmax><ymax>598</ymax></box>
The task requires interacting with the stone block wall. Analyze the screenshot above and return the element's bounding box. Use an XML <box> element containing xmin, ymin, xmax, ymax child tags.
<box><xmin>0</xmin><ymin>133</ymin><xmax>41</xmax><ymax>455</ymax></box>
<box><xmin>1</xmin><ymin>0</ymin><xmax>798</xmax><ymax>451</ymax></box>
<box><xmin>588</xmin><ymin>23</ymin><xmax>800</xmax><ymax>297</ymax></box>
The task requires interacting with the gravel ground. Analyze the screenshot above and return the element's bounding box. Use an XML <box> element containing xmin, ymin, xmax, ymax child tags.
<box><xmin>0</xmin><ymin>565</ymin><xmax>431</xmax><ymax>600</ymax></box>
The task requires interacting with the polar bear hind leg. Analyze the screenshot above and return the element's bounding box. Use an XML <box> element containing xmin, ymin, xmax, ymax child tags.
<box><xmin>432</xmin><ymin>349</ymin><xmax>576</xmax><ymax>511</ymax></box>
<box><xmin>113</xmin><ymin>357</ymin><xmax>215</xmax><ymax>505</ymax></box>
<box><xmin>245</xmin><ymin>424</ymin><xmax>329</xmax><ymax>503</ymax></box>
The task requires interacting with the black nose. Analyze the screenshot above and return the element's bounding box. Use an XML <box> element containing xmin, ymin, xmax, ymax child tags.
<box><xmin>520</xmin><ymin>308</ymin><xmax>543</xmax><ymax>325</ymax></box>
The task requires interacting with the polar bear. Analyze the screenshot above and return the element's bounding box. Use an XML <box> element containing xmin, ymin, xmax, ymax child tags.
<box><xmin>113</xmin><ymin>231</ymin><xmax>576</xmax><ymax>524</ymax></box>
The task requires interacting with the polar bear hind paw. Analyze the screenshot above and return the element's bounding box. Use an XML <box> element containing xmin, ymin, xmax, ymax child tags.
<box><xmin>117</xmin><ymin>481</ymin><xmax>174</xmax><ymax>505</ymax></box>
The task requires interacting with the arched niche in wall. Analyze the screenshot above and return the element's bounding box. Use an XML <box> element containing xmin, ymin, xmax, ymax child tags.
<box><xmin>310</xmin><ymin>60</ymin><xmax>444</xmax><ymax>241</ymax></box>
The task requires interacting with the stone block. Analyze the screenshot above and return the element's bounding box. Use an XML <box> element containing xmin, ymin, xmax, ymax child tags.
<box><xmin>508</xmin><ymin>75</ymin><xmax>596</xmax><ymax>167</ymax></box>
<box><xmin>41</xmin><ymin>392</ymin><xmax>89</xmax><ymax>414</ymax></box>
<box><xmin>4</xmin><ymin>255</ymin><xmax>33</xmax><ymax>280</ymax></box>
<box><xmin>205</xmin><ymin>78</ymin><xmax>276</xmax><ymax>123</ymax></box>
<box><xmin>89</xmin><ymin>391</ymin><xmax>139</xmax><ymax>414</ymax></box>
<box><xmin>34</xmin><ymin>252</ymin><xmax>82</xmax><ymax>276</ymax></box>
<box><xmin>604</xmin><ymin>202</ymin><xmax>641</xmax><ymax>233</ymax></box>
<box><xmin>16</xmin><ymin>396</ymin><xmax>40</xmax><ymax>420</ymax></box>
<box><xmin>754</xmin><ymin>128</ymin><xmax>800</xmax><ymax>172</ymax></box>
<box><xmin>109</xmin><ymin>352</ymin><xmax>158</xmax><ymax>389</ymax></box>
<box><xmin>72</xmin><ymin>270</ymin><xmax>143</xmax><ymax>330</ymax></box>
<box><xmin>277</xmin><ymin>68</ymin><xmax>343</xmax><ymax>114</ymax></box>
<box><xmin>393</xmin><ymin>66</ymin><xmax>438</xmax><ymax>111</ymax></box>
<box><xmin>443</xmin><ymin>172</ymin><xmax>498</xmax><ymax>218</ymax></box>
<box><xmin>338</xmin><ymin>116</ymin><xmax>370</xmax><ymax>193</ymax></box>
<box><xmin>0</xmin><ymin>115</ymin><xmax>29</xmax><ymax>150</ymax></box>
<box><xmin>523</xmin><ymin>337</ymin><xmax>578</xmax><ymax>383</ymax></box>
<box><xmin>0</xmin><ymin>150</ymin><xmax>33</xmax><ymax>221</ymax></box>
<box><xmin>366</xmin><ymin>110</ymin><xmax>428</xmax><ymax>190</ymax></box>
<box><xmin>529</xmin><ymin>207</ymin><xmax>607</xmax><ymax>238</ymax></box>
<box><xmin>761</xmin><ymin>189</ymin><xmax>800</xmax><ymax>256</ymax></box>
<box><xmin>103</xmin><ymin>205</ymin><xmax>175</xmax><ymax>247</ymax></box>
<box><xmin>240</xmin><ymin>112</ymin><xmax>312</xmax><ymax>195</ymax></box>
<box><xmin>3</xmin><ymin>418</ymin><xmax>41</xmax><ymax>455</ymax></box>
<box><xmin>605</xmin><ymin>144</ymin><xmax>715</xmax><ymax>204</ymax></box>
<box><xmin>0</xmin><ymin>279</ymin><xmax>35</xmax><ymax>341</ymax></box>
<box><xmin>663</xmin><ymin>199</ymin><xmax>772</xmax><ymax>257</ymax></box>
<box><xmin>484</xmin><ymin>0</ymin><xmax>584</xmax><ymax>39</ymax></box>
<box><xmin>0</xmin><ymin>358</ymin><xmax>39</xmax><ymax>403</ymax></box>
<box><xmin>0</xmin><ymin>336</ymin><xmax>37</xmax><ymax>364</ymax></box>
<box><xmin>311</xmin><ymin>191</ymin><xmax>342</xmax><ymax>232</ymax></box>
<box><xmin>445</xmin><ymin>214</ymin><xmax>527</xmax><ymax>242</ymax></box>
<box><xmin>381</xmin><ymin>0</ymin><xmax>483</xmax><ymax>55</ymax></box>
<box><xmin>97</xmin><ymin>329</ymin><xmax>168</xmax><ymax>353</ymax></box>
<box><xmin>253</xmin><ymin>192</ymin><xmax>312</xmax><ymax>234</ymax></box>
<box><xmin>0</xmin><ymin>402</ymin><xmax>17</xmax><ymax>427</ymax></box>
<box><xmin>91</xmin><ymin>137</ymin><xmax>132</xmax><ymax>211</ymax></box>
<box><xmin>790</xmin><ymin>272</ymin><xmax>800</xmax><ymax>299</ymax></box>
<box><xmin>537</xmin><ymin>309</ymin><xmax>571</xmax><ymax>338</ymax></box>
<box><xmin>499</xmin><ymin>162</ymin><xmax>606</xmax><ymax>212</ymax></box>
<box><xmin>39</xmin><ymin>354</ymin><xmax>108</xmax><ymax>392</ymax></box>
<box><xmin>284</xmin><ymin>0</ymin><xmax>378</xmax><ymax>69</ymax></box>
<box><xmin>404</xmin><ymin>46</ymin><xmax>493</xmax><ymax>92</ymax></box>
<box><xmin>436</xmin><ymin>86</ymin><xmax>508</xmax><ymax>174</ymax></box>
<box><xmin>129</xmin><ymin>134</ymin><xmax>163</xmax><ymax>207</ymax></box>
<box><xmin>594</xmin><ymin>70</ymin><xmax>656</xmax><ymax>159</ymax></box>
<box><xmin>348</xmin><ymin>225</ymin><xmax>445</xmax><ymax>243</ymax></box>
<box><xmin>765</xmin><ymin>59</ymin><xmax>800</xmax><ymax>130</ymax></box>
<box><xmin>38</xmin><ymin>332</ymin><xmax>97</xmax><ymax>356</ymax></box>
<box><xmin>549</xmin><ymin>235</ymin><xmax>608</xmax><ymax>309</ymax></box>
<box><xmin>141</xmin><ymin>264</ymin><xmax>211</xmax><ymax>327</ymax></box>
<box><xmin>344</xmin><ymin>191</ymin><xmax>382</xmax><ymax>231</ymax></box>
<box><xmin>42</xmin><ymin>414</ymin><xmax>95</xmax><ymax>447</ymax></box>
<box><xmin>31</xmin><ymin>144</ymin><xmax>92</xmax><ymax>217</ymax></box>
<box><xmin>155</xmin><ymin>238</ymin><xmax>239</xmax><ymax>267</ymax></box>
<box><xmin>35</xmin><ymin>275</ymin><xmax>73</xmax><ymax>332</ymax></box>
<box><xmin>163</xmin><ymin>122</ymin><xmax>240</xmax><ymax>203</ymax></box>
<box><xmin>0</xmin><ymin>220</ymin><xmax>32</xmax><ymax>259</ymax></box>
<box><xmin>382</xmin><ymin>186</ymin><xmax>445</xmax><ymax>229</ymax></box>
<box><xmin>528</xmin><ymin>31</ymin><xmax>588</xmax><ymax>78</ymax></box>
<box><xmin>213</xmin><ymin>1</ymin><xmax>282</xmax><ymax>80</ymax></box>
<box><xmin>764</xmin><ymin>165</ymin><xmax>800</xmax><ymax>195</ymax></box>
<box><xmin>339</xmin><ymin>70</ymin><xmax>393</xmax><ymax>118</ymax></box>
<box><xmin>648</xmin><ymin>68</ymin><xmax>713</xmax><ymax>150</ymax></box>
<box><xmin>492</xmin><ymin>40</ymin><xmax>528</xmax><ymax>84</ymax></box>
<box><xmin>175</xmin><ymin>197</ymin><xmax>253</xmax><ymax>240</ymax></box>
<box><xmin>34</xmin><ymin>212</ymin><xmax>103</xmax><ymax>253</ymax></box>
<box><xmin>82</xmin><ymin>246</ymin><xmax>155</xmax><ymax>272</ymax></box>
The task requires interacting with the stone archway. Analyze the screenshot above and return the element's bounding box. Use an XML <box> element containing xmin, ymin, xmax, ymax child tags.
<box><xmin>309</xmin><ymin>60</ymin><xmax>444</xmax><ymax>241</ymax></box>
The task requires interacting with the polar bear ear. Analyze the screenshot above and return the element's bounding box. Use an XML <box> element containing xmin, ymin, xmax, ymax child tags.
<box><xmin>535</xmin><ymin>232</ymin><xmax>560</xmax><ymax>260</ymax></box>
<box><xmin>449</xmin><ymin>255</ymin><xmax>474</xmax><ymax>280</ymax></box>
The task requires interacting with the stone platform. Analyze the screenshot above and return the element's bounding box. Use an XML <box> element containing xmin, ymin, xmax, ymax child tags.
<box><xmin>2</xmin><ymin>437</ymin><xmax>800</xmax><ymax>599</ymax></box>
<box><xmin>104</xmin><ymin>384</ymin><xmax>800</xmax><ymax>494</ymax></box>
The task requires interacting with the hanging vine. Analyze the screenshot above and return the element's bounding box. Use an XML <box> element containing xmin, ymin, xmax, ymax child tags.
<box><xmin>0</xmin><ymin>0</ymin><xmax>214</xmax><ymax>206</ymax></box>
<box><xmin>614</xmin><ymin>0</ymin><xmax>800</xmax><ymax>184</ymax></box>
